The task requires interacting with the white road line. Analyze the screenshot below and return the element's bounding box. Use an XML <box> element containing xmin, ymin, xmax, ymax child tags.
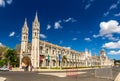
<box><xmin>38</xmin><ymin>72</ymin><xmax>86</xmax><ymax>77</ymax></box>
<box><xmin>115</xmin><ymin>72</ymin><xmax>120</xmax><ymax>81</ymax></box>
<box><xmin>0</xmin><ymin>77</ymin><xmax>6</xmax><ymax>81</ymax></box>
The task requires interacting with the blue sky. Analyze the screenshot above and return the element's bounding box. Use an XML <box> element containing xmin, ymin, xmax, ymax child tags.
<box><xmin>0</xmin><ymin>0</ymin><xmax>120</xmax><ymax>60</ymax></box>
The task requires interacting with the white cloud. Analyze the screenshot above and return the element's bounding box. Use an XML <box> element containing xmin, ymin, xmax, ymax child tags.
<box><xmin>85</xmin><ymin>4</ymin><xmax>91</xmax><ymax>10</ymax></box>
<box><xmin>7</xmin><ymin>0</ymin><xmax>12</xmax><ymax>4</ymax></box>
<box><xmin>40</xmin><ymin>34</ymin><xmax>47</xmax><ymax>39</ymax></box>
<box><xmin>63</xmin><ymin>46</ymin><xmax>71</xmax><ymax>49</ymax></box>
<box><xmin>109</xmin><ymin>4</ymin><xmax>117</xmax><ymax>10</ymax></box>
<box><xmin>102</xmin><ymin>41</ymin><xmax>120</xmax><ymax>49</ymax></box>
<box><xmin>103</xmin><ymin>12</ymin><xmax>109</xmax><ymax>17</ymax></box>
<box><xmin>100</xmin><ymin>20</ymin><xmax>120</xmax><ymax>35</ymax></box>
<box><xmin>94</xmin><ymin>20</ymin><xmax>120</xmax><ymax>41</ymax></box>
<box><xmin>108</xmin><ymin>50</ymin><xmax>120</xmax><ymax>55</ymax></box>
<box><xmin>46</xmin><ymin>24</ymin><xmax>51</xmax><ymax>30</ymax></box>
<box><xmin>0</xmin><ymin>42</ymin><xmax>4</xmax><ymax>47</ymax></box>
<box><xmin>84</xmin><ymin>37</ymin><xmax>91</xmax><ymax>41</ymax></box>
<box><xmin>0</xmin><ymin>0</ymin><xmax>5</xmax><ymax>7</ymax></box>
<box><xmin>104</xmin><ymin>34</ymin><xmax>119</xmax><ymax>41</ymax></box>
<box><xmin>103</xmin><ymin>0</ymin><xmax>120</xmax><ymax>17</ymax></box>
<box><xmin>64</xmin><ymin>18</ymin><xmax>76</xmax><ymax>23</ymax></box>
<box><xmin>59</xmin><ymin>40</ymin><xmax>63</xmax><ymax>44</ymax></box>
<box><xmin>93</xmin><ymin>34</ymin><xmax>100</xmax><ymax>38</ymax></box>
<box><xmin>114</xmin><ymin>12</ymin><xmax>120</xmax><ymax>17</ymax></box>
<box><xmin>54</xmin><ymin>20</ymin><xmax>62</xmax><ymax>29</ymax></box>
<box><xmin>0</xmin><ymin>0</ymin><xmax>13</xmax><ymax>7</ymax></box>
<box><xmin>84</xmin><ymin>0</ymin><xmax>94</xmax><ymax>10</ymax></box>
<box><xmin>9</xmin><ymin>32</ymin><xmax>15</xmax><ymax>37</ymax></box>
<box><xmin>72</xmin><ymin>38</ymin><xmax>77</xmax><ymax>40</ymax></box>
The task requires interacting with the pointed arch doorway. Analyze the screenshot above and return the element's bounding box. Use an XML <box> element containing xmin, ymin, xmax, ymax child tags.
<box><xmin>21</xmin><ymin>56</ymin><xmax>31</xmax><ymax>71</ymax></box>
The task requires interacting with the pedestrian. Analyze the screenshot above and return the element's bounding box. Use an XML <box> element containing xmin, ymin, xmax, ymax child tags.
<box><xmin>30</xmin><ymin>66</ymin><xmax>33</xmax><ymax>71</ymax></box>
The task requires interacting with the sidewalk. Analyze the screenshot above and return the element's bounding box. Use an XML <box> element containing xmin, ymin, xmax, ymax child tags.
<box><xmin>11</xmin><ymin>68</ymin><xmax>92</xmax><ymax>72</ymax></box>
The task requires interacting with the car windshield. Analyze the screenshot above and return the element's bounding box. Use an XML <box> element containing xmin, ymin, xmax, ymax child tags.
<box><xmin>3</xmin><ymin>65</ymin><xmax>7</xmax><ymax>68</ymax></box>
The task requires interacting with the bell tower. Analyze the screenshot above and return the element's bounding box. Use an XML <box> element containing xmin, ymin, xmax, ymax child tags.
<box><xmin>20</xmin><ymin>18</ymin><xmax>29</xmax><ymax>68</ymax></box>
<box><xmin>31</xmin><ymin>12</ymin><xmax>40</xmax><ymax>68</ymax></box>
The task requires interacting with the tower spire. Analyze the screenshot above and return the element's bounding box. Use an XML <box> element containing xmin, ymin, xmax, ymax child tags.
<box><xmin>23</xmin><ymin>18</ymin><xmax>28</xmax><ymax>29</ymax></box>
<box><xmin>24</xmin><ymin>18</ymin><xmax>27</xmax><ymax>27</ymax></box>
<box><xmin>34</xmin><ymin>11</ymin><xmax>39</xmax><ymax>23</ymax></box>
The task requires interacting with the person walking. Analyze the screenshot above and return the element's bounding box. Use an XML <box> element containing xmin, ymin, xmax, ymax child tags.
<box><xmin>30</xmin><ymin>65</ymin><xmax>33</xmax><ymax>71</ymax></box>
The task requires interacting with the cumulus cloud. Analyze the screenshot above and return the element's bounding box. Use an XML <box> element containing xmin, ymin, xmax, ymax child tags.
<box><xmin>93</xmin><ymin>20</ymin><xmax>120</xmax><ymax>41</ymax></box>
<box><xmin>0</xmin><ymin>0</ymin><xmax>13</xmax><ymax>7</ymax></box>
<box><xmin>102</xmin><ymin>41</ymin><xmax>120</xmax><ymax>49</ymax></box>
<box><xmin>100</xmin><ymin>20</ymin><xmax>120</xmax><ymax>35</ymax></box>
<box><xmin>54</xmin><ymin>20</ymin><xmax>62</xmax><ymax>29</ymax></box>
<box><xmin>46</xmin><ymin>24</ymin><xmax>51</xmax><ymax>30</ymax></box>
<box><xmin>40</xmin><ymin>34</ymin><xmax>47</xmax><ymax>39</ymax></box>
<box><xmin>9</xmin><ymin>32</ymin><xmax>15</xmax><ymax>37</ymax></box>
<box><xmin>108</xmin><ymin>50</ymin><xmax>120</xmax><ymax>55</ymax></box>
<box><xmin>64</xmin><ymin>18</ymin><xmax>76</xmax><ymax>23</ymax></box>
<box><xmin>84</xmin><ymin>37</ymin><xmax>91</xmax><ymax>41</ymax></box>
<box><xmin>72</xmin><ymin>38</ymin><xmax>77</xmax><ymax>41</ymax></box>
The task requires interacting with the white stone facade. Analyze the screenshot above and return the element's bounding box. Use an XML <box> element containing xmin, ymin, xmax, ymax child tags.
<box><xmin>20</xmin><ymin>12</ymin><xmax>114</xmax><ymax>68</ymax></box>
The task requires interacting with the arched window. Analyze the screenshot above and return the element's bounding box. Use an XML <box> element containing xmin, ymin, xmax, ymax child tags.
<box><xmin>46</xmin><ymin>48</ymin><xmax>49</xmax><ymax>54</ymax></box>
<box><xmin>53</xmin><ymin>50</ymin><xmax>55</xmax><ymax>54</ymax></box>
<box><xmin>24</xmin><ymin>36</ymin><xmax>25</xmax><ymax>39</ymax></box>
<box><xmin>35</xmin><ymin>32</ymin><xmax>37</xmax><ymax>36</ymax></box>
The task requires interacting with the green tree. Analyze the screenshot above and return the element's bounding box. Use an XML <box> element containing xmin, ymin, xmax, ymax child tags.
<box><xmin>0</xmin><ymin>46</ymin><xmax>9</xmax><ymax>59</ymax></box>
<box><xmin>4</xmin><ymin>49</ymin><xmax>19</xmax><ymax>67</ymax></box>
<box><xmin>0</xmin><ymin>59</ymin><xmax>7</xmax><ymax>67</ymax></box>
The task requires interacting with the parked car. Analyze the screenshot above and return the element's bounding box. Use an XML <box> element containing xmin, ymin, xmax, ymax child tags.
<box><xmin>0</xmin><ymin>66</ymin><xmax>9</xmax><ymax>71</ymax></box>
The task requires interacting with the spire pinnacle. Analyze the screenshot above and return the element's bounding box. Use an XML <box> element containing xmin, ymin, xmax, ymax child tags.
<box><xmin>23</xmin><ymin>18</ymin><xmax>28</xmax><ymax>29</ymax></box>
<box><xmin>34</xmin><ymin>11</ymin><xmax>38</xmax><ymax>23</ymax></box>
<box><xmin>24</xmin><ymin>18</ymin><xmax>27</xmax><ymax>26</ymax></box>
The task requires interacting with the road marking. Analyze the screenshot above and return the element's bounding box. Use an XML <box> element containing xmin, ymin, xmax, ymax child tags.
<box><xmin>115</xmin><ymin>72</ymin><xmax>120</xmax><ymax>81</ymax></box>
<box><xmin>0</xmin><ymin>77</ymin><xmax>6</xmax><ymax>81</ymax></box>
<box><xmin>38</xmin><ymin>72</ymin><xmax>86</xmax><ymax>77</ymax></box>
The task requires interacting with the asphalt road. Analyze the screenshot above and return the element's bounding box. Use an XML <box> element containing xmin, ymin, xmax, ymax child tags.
<box><xmin>0</xmin><ymin>68</ymin><xmax>119</xmax><ymax>81</ymax></box>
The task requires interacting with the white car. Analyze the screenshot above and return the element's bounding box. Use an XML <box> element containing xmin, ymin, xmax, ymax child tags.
<box><xmin>0</xmin><ymin>67</ymin><xmax>9</xmax><ymax>71</ymax></box>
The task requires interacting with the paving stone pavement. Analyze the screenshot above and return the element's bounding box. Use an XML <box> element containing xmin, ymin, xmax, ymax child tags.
<box><xmin>0</xmin><ymin>67</ymin><xmax>120</xmax><ymax>81</ymax></box>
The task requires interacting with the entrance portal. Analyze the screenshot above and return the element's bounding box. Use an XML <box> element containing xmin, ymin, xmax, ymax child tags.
<box><xmin>22</xmin><ymin>56</ymin><xmax>31</xmax><ymax>67</ymax></box>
